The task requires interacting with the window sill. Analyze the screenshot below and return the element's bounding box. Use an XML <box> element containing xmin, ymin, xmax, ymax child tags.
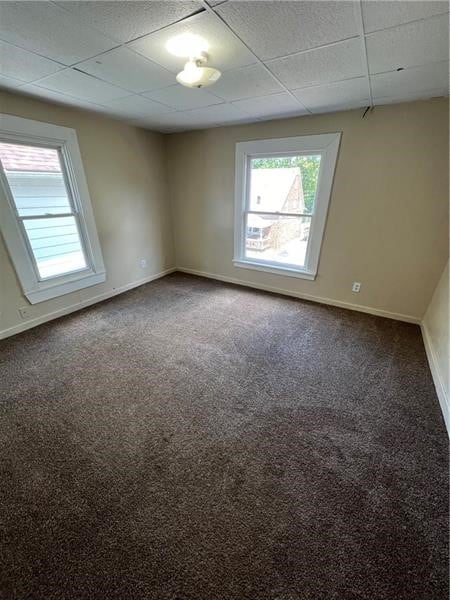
<box><xmin>233</xmin><ymin>259</ymin><xmax>316</xmax><ymax>280</ymax></box>
<box><xmin>25</xmin><ymin>270</ymin><xmax>106</xmax><ymax>304</ymax></box>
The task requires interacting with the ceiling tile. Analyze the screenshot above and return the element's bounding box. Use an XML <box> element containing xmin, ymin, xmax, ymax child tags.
<box><xmin>209</xmin><ymin>64</ymin><xmax>282</xmax><ymax>101</ymax></box>
<box><xmin>0</xmin><ymin>1</ymin><xmax>117</xmax><ymax>65</ymax></box>
<box><xmin>127</xmin><ymin>11</ymin><xmax>256</xmax><ymax>74</ymax></box>
<box><xmin>126</xmin><ymin>121</ymin><xmax>177</xmax><ymax>134</ymax></box>
<box><xmin>362</xmin><ymin>0</ymin><xmax>449</xmax><ymax>33</ymax></box>
<box><xmin>374</xmin><ymin>88</ymin><xmax>448</xmax><ymax>106</ymax></box>
<box><xmin>143</xmin><ymin>84</ymin><xmax>223</xmax><ymax>110</ymax></box>
<box><xmin>36</xmin><ymin>69</ymin><xmax>130</xmax><ymax>103</ymax></box>
<box><xmin>366</xmin><ymin>14</ymin><xmax>449</xmax><ymax>74</ymax></box>
<box><xmin>268</xmin><ymin>38</ymin><xmax>365</xmax><ymax>89</ymax></box>
<box><xmin>232</xmin><ymin>92</ymin><xmax>307</xmax><ymax>118</ymax></box>
<box><xmin>126</xmin><ymin>104</ymin><xmax>252</xmax><ymax>132</ymax></box>
<box><xmin>18</xmin><ymin>84</ymin><xmax>79</xmax><ymax>103</ymax></box>
<box><xmin>307</xmin><ymin>100</ymin><xmax>369</xmax><ymax>115</ymax></box>
<box><xmin>0</xmin><ymin>74</ymin><xmax>23</xmax><ymax>90</ymax></box>
<box><xmin>0</xmin><ymin>40</ymin><xmax>63</xmax><ymax>83</ymax></box>
<box><xmin>183</xmin><ymin>102</ymin><xmax>251</xmax><ymax>125</ymax></box>
<box><xmin>99</xmin><ymin>95</ymin><xmax>174</xmax><ymax>117</ymax></box>
<box><xmin>19</xmin><ymin>83</ymin><xmax>106</xmax><ymax>110</ymax></box>
<box><xmin>216</xmin><ymin>0</ymin><xmax>359</xmax><ymax>61</ymax></box>
<box><xmin>56</xmin><ymin>1</ymin><xmax>203</xmax><ymax>44</ymax></box>
<box><xmin>76</xmin><ymin>47</ymin><xmax>173</xmax><ymax>93</ymax></box>
<box><xmin>292</xmin><ymin>77</ymin><xmax>370</xmax><ymax>113</ymax></box>
<box><xmin>129</xmin><ymin>112</ymin><xmax>201</xmax><ymax>132</ymax></box>
<box><xmin>371</xmin><ymin>61</ymin><xmax>449</xmax><ymax>99</ymax></box>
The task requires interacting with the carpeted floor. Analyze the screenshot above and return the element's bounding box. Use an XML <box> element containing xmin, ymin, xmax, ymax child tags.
<box><xmin>0</xmin><ymin>273</ymin><xmax>448</xmax><ymax>600</ymax></box>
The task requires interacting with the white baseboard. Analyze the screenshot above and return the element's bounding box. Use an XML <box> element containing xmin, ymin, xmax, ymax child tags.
<box><xmin>0</xmin><ymin>267</ymin><xmax>176</xmax><ymax>340</ymax></box>
<box><xmin>421</xmin><ymin>323</ymin><xmax>450</xmax><ymax>437</ymax></box>
<box><xmin>176</xmin><ymin>267</ymin><xmax>421</xmax><ymax>324</ymax></box>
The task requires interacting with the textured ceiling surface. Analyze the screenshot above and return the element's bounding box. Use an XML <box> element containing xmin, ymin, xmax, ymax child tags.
<box><xmin>0</xmin><ymin>0</ymin><xmax>448</xmax><ymax>132</ymax></box>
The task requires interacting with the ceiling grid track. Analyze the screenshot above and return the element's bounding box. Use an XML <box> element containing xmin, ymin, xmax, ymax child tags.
<box><xmin>354</xmin><ymin>0</ymin><xmax>374</xmax><ymax>107</ymax></box>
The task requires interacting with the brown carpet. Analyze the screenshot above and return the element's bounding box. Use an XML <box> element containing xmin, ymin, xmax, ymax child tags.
<box><xmin>0</xmin><ymin>273</ymin><xmax>448</xmax><ymax>600</ymax></box>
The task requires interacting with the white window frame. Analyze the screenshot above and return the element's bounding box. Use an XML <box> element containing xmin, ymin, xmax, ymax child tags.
<box><xmin>0</xmin><ymin>114</ymin><xmax>105</xmax><ymax>304</ymax></box>
<box><xmin>233</xmin><ymin>133</ymin><xmax>341</xmax><ymax>280</ymax></box>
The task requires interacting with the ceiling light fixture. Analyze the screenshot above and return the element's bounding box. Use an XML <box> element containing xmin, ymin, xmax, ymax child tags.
<box><xmin>176</xmin><ymin>52</ymin><xmax>221</xmax><ymax>88</ymax></box>
<box><xmin>166</xmin><ymin>33</ymin><xmax>221</xmax><ymax>89</ymax></box>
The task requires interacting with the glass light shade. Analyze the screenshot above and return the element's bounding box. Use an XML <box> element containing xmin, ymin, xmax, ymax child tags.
<box><xmin>176</xmin><ymin>61</ymin><xmax>221</xmax><ymax>88</ymax></box>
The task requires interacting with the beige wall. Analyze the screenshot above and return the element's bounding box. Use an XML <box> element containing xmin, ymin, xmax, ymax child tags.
<box><xmin>1</xmin><ymin>94</ymin><xmax>448</xmax><ymax>336</ymax></box>
<box><xmin>0</xmin><ymin>90</ymin><xmax>174</xmax><ymax>336</ymax></box>
<box><xmin>166</xmin><ymin>98</ymin><xmax>449</xmax><ymax>322</ymax></box>
<box><xmin>423</xmin><ymin>260</ymin><xmax>449</xmax><ymax>430</ymax></box>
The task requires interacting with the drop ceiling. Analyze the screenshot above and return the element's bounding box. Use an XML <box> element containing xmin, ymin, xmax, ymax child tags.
<box><xmin>0</xmin><ymin>0</ymin><xmax>448</xmax><ymax>132</ymax></box>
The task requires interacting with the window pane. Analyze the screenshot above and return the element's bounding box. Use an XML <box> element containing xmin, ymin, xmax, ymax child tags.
<box><xmin>245</xmin><ymin>213</ymin><xmax>311</xmax><ymax>268</ymax></box>
<box><xmin>0</xmin><ymin>142</ymin><xmax>72</xmax><ymax>216</ymax></box>
<box><xmin>23</xmin><ymin>216</ymin><xmax>87</xmax><ymax>279</ymax></box>
<box><xmin>249</xmin><ymin>155</ymin><xmax>321</xmax><ymax>215</ymax></box>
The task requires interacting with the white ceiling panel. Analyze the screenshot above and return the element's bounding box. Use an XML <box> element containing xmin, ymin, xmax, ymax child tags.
<box><xmin>362</xmin><ymin>0</ymin><xmax>449</xmax><ymax>34</ymax></box>
<box><xmin>129</xmin><ymin>112</ymin><xmax>203</xmax><ymax>132</ymax></box>
<box><xmin>18</xmin><ymin>83</ymin><xmax>80</xmax><ymax>104</ymax></box>
<box><xmin>268</xmin><ymin>38</ymin><xmax>365</xmax><ymax>90</ymax></box>
<box><xmin>0</xmin><ymin>1</ymin><xmax>117</xmax><ymax>65</ymax></box>
<box><xmin>216</xmin><ymin>0</ymin><xmax>359</xmax><ymax>61</ymax></box>
<box><xmin>0</xmin><ymin>74</ymin><xmax>23</xmax><ymax>90</ymax></box>
<box><xmin>374</xmin><ymin>88</ymin><xmax>448</xmax><ymax>106</ymax></box>
<box><xmin>19</xmin><ymin>83</ymin><xmax>106</xmax><ymax>111</ymax></box>
<box><xmin>183</xmin><ymin>102</ymin><xmax>251</xmax><ymax>124</ymax></box>
<box><xmin>130</xmin><ymin>102</ymin><xmax>252</xmax><ymax>131</ymax></box>
<box><xmin>128</xmin><ymin>11</ymin><xmax>256</xmax><ymax>74</ymax></box>
<box><xmin>209</xmin><ymin>64</ymin><xmax>282</xmax><ymax>101</ymax></box>
<box><xmin>308</xmin><ymin>99</ymin><xmax>369</xmax><ymax>115</ymax></box>
<box><xmin>371</xmin><ymin>61</ymin><xmax>449</xmax><ymax>99</ymax></box>
<box><xmin>232</xmin><ymin>92</ymin><xmax>306</xmax><ymax>118</ymax></box>
<box><xmin>0</xmin><ymin>40</ymin><xmax>63</xmax><ymax>83</ymax></box>
<box><xmin>292</xmin><ymin>77</ymin><xmax>370</xmax><ymax>112</ymax></box>
<box><xmin>56</xmin><ymin>1</ymin><xmax>203</xmax><ymax>44</ymax></box>
<box><xmin>99</xmin><ymin>94</ymin><xmax>174</xmax><ymax>118</ymax></box>
<box><xmin>36</xmin><ymin>69</ymin><xmax>130</xmax><ymax>103</ymax></box>
<box><xmin>143</xmin><ymin>84</ymin><xmax>223</xmax><ymax>110</ymax></box>
<box><xmin>76</xmin><ymin>47</ymin><xmax>173</xmax><ymax>94</ymax></box>
<box><xmin>366</xmin><ymin>14</ymin><xmax>449</xmax><ymax>74</ymax></box>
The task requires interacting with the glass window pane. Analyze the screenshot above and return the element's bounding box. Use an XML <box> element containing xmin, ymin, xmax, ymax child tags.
<box><xmin>23</xmin><ymin>216</ymin><xmax>87</xmax><ymax>279</ymax></box>
<box><xmin>0</xmin><ymin>142</ymin><xmax>72</xmax><ymax>216</ymax></box>
<box><xmin>245</xmin><ymin>213</ymin><xmax>311</xmax><ymax>268</ymax></box>
<box><xmin>249</xmin><ymin>155</ymin><xmax>321</xmax><ymax>215</ymax></box>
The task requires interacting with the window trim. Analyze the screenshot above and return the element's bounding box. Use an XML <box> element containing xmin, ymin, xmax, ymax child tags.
<box><xmin>0</xmin><ymin>114</ymin><xmax>105</xmax><ymax>304</ymax></box>
<box><xmin>233</xmin><ymin>133</ymin><xmax>341</xmax><ymax>280</ymax></box>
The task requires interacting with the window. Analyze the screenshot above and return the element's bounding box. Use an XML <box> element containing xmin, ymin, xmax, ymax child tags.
<box><xmin>234</xmin><ymin>133</ymin><xmax>341</xmax><ymax>280</ymax></box>
<box><xmin>0</xmin><ymin>114</ymin><xmax>105</xmax><ymax>303</ymax></box>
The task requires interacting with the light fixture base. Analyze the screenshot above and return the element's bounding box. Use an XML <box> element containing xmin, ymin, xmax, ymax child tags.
<box><xmin>192</xmin><ymin>51</ymin><xmax>208</xmax><ymax>66</ymax></box>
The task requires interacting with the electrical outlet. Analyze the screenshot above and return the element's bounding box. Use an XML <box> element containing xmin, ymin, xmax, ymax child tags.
<box><xmin>18</xmin><ymin>306</ymin><xmax>30</xmax><ymax>319</ymax></box>
<box><xmin>139</xmin><ymin>258</ymin><xmax>148</xmax><ymax>269</ymax></box>
<box><xmin>352</xmin><ymin>282</ymin><xmax>361</xmax><ymax>293</ymax></box>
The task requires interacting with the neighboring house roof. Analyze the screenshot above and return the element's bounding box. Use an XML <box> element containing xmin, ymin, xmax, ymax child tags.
<box><xmin>250</xmin><ymin>167</ymin><xmax>299</xmax><ymax>212</ymax></box>
<box><xmin>248</xmin><ymin>167</ymin><xmax>301</xmax><ymax>229</ymax></box>
<box><xmin>0</xmin><ymin>142</ymin><xmax>61</xmax><ymax>173</ymax></box>
<box><xmin>248</xmin><ymin>214</ymin><xmax>277</xmax><ymax>228</ymax></box>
